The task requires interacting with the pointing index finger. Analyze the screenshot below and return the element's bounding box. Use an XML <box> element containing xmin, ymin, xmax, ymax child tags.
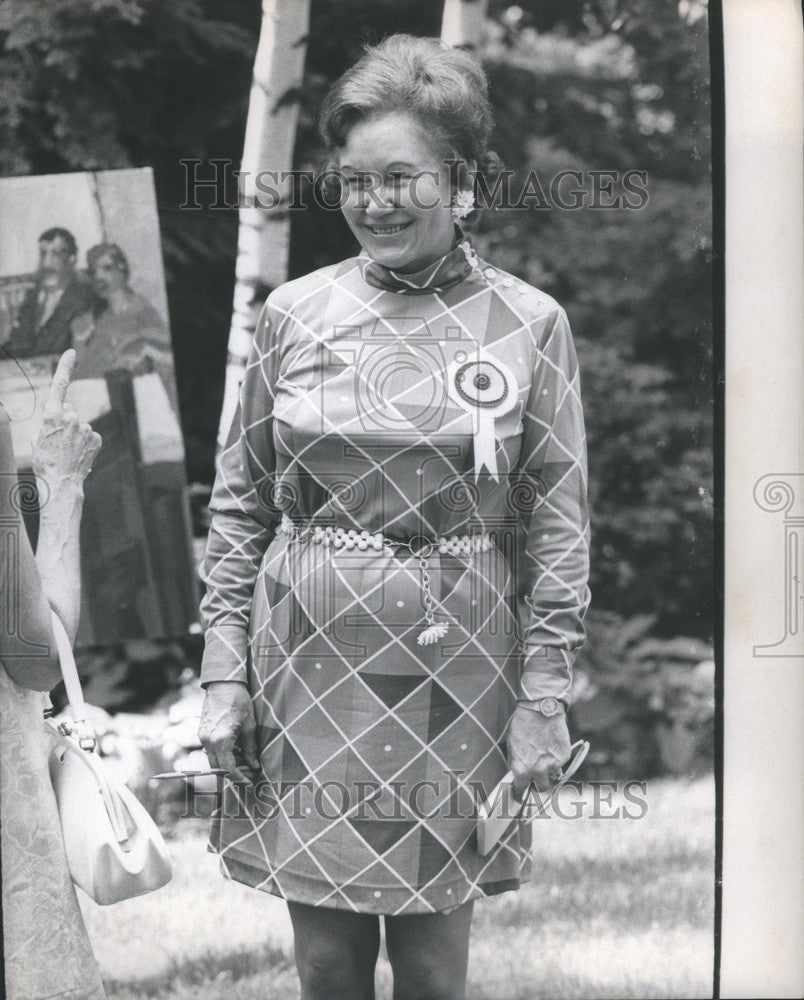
<box><xmin>45</xmin><ymin>349</ymin><xmax>76</xmax><ymax>416</ymax></box>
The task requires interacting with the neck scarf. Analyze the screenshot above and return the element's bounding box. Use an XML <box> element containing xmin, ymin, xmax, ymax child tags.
<box><xmin>359</xmin><ymin>235</ymin><xmax>476</xmax><ymax>294</ymax></box>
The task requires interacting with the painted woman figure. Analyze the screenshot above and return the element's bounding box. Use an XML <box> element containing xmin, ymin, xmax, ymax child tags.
<box><xmin>73</xmin><ymin>242</ymin><xmax>178</xmax><ymax>413</ymax></box>
<box><xmin>199</xmin><ymin>35</ymin><xmax>590</xmax><ymax>1000</ymax></box>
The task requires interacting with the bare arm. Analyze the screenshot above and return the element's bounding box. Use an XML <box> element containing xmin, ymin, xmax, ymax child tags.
<box><xmin>0</xmin><ymin>350</ymin><xmax>101</xmax><ymax>690</ymax></box>
<box><xmin>33</xmin><ymin>472</ymin><xmax>85</xmax><ymax>642</ymax></box>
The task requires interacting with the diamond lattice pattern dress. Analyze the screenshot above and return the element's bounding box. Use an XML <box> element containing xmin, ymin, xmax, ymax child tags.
<box><xmin>200</xmin><ymin>241</ymin><xmax>591</xmax><ymax>915</ymax></box>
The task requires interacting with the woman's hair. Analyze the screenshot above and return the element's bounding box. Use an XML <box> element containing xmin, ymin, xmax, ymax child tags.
<box><xmin>86</xmin><ymin>242</ymin><xmax>130</xmax><ymax>280</ymax></box>
<box><xmin>318</xmin><ymin>34</ymin><xmax>504</xmax><ymax>218</ymax></box>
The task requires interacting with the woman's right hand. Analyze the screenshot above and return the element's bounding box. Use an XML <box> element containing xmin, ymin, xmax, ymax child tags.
<box><xmin>199</xmin><ymin>681</ymin><xmax>261</xmax><ymax>783</ymax></box>
<box><xmin>32</xmin><ymin>349</ymin><xmax>102</xmax><ymax>492</ymax></box>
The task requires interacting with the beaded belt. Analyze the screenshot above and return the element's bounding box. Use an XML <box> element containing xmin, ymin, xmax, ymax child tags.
<box><xmin>278</xmin><ymin>514</ymin><xmax>495</xmax><ymax>646</ymax></box>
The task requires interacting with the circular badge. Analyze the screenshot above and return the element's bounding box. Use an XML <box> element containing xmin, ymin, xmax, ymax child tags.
<box><xmin>453</xmin><ymin>360</ymin><xmax>509</xmax><ymax>408</ymax></box>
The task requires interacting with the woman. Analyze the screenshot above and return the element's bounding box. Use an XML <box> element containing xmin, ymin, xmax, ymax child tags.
<box><xmin>72</xmin><ymin>242</ymin><xmax>178</xmax><ymax>413</ymax></box>
<box><xmin>0</xmin><ymin>349</ymin><xmax>105</xmax><ymax>1000</ymax></box>
<box><xmin>199</xmin><ymin>35</ymin><xmax>590</xmax><ymax>1000</ymax></box>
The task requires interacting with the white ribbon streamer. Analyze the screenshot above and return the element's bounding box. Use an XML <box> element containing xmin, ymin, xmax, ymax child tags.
<box><xmin>445</xmin><ymin>349</ymin><xmax>519</xmax><ymax>482</ymax></box>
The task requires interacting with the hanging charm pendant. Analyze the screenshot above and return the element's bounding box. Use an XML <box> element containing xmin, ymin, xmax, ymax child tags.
<box><xmin>419</xmin><ymin>622</ymin><xmax>449</xmax><ymax>645</ymax></box>
<box><xmin>415</xmin><ymin>548</ymin><xmax>449</xmax><ymax>645</ymax></box>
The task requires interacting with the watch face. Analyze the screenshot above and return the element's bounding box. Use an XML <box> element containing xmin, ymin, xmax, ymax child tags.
<box><xmin>540</xmin><ymin>697</ymin><xmax>560</xmax><ymax>717</ymax></box>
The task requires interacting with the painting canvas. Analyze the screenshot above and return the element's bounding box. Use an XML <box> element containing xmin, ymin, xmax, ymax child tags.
<box><xmin>0</xmin><ymin>167</ymin><xmax>197</xmax><ymax>644</ymax></box>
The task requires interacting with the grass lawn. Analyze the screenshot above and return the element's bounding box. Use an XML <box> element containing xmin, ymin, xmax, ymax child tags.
<box><xmin>82</xmin><ymin>776</ymin><xmax>715</xmax><ymax>1000</ymax></box>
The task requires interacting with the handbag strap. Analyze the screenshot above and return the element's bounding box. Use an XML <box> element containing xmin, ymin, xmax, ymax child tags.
<box><xmin>49</xmin><ymin>609</ymin><xmax>94</xmax><ymax>744</ymax></box>
<box><xmin>48</xmin><ymin>610</ymin><xmax>133</xmax><ymax>842</ymax></box>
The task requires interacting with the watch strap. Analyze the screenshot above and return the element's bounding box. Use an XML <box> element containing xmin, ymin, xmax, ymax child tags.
<box><xmin>516</xmin><ymin>697</ymin><xmax>567</xmax><ymax>715</ymax></box>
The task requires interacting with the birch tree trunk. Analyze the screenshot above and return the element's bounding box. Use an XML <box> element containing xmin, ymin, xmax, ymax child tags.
<box><xmin>441</xmin><ymin>0</ymin><xmax>489</xmax><ymax>48</ymax></box>
<box><xmin>216</xmin><ymin>0</ymin><xmax>310</xmax><ymax>449</ymax></box>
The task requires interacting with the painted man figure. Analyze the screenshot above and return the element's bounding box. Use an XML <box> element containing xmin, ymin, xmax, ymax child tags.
<box><xmin>5</xmin><ymin>228</ymin><xmax>98</xmax><ymax>358</ymax></box>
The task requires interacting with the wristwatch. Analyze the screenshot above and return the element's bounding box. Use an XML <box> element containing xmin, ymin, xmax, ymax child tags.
<box><xmin>518</xmin><ymin>696</ymin><xmax>565</xmax><ymax>717</ymax></box>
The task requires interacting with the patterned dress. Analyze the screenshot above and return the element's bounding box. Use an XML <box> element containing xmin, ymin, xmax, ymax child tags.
<box><xmin>0</xmin><ymin>410</ymin><xmax>106</xmax><ymax>1000</ymax></box>
<box><xmin>0</xmin><ymin>677</ymin><xmax>107</xmax><ymax>1000</ymax></box>
<box><xmin>200</xmin><ymin>239</ymin><xmax>590</xmax><ymax>915</ymax></box>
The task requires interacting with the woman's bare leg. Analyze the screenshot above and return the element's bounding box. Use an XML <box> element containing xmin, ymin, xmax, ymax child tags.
<box><xmin>385</xmin><ymin>901</ymin><xmax>474</xmax><ymax>1000</ymax></box>
<box><xmin>288</xmin><ymin>900</ymin><xmax>381</xmax><ymax>1000</ymax></box>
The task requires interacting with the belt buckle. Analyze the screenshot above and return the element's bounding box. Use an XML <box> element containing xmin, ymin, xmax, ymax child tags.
<box><xmin>407</xmin><ymin>534</ymin><xmax>434</xmax><ymax>558</ymax></box>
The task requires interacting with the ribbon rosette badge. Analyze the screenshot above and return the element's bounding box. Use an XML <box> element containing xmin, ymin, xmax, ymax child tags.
<box><xmin>445</xmin><ymin>350</ymin><xmax>519</xmax><ymax>482</ymax></box>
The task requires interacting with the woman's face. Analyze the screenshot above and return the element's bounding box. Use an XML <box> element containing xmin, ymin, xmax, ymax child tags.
<box><xmin>91</xmin><ymin>253</ymin><xmax>127</xmax><ymax>297</ymax></box>
<box><xmin>336</xmin><ymin>112</ymin><xmax>457</xmax><ymax>273</ymax></box>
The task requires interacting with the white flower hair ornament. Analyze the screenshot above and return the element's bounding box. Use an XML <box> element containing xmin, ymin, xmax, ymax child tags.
<box><xmin>451</xmin><ymin>188</ymin><xmax>476</xmax><ymax>220</ymax></box>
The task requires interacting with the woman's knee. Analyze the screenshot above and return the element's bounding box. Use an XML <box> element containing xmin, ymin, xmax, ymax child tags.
<box><xmin>391</xmin><ymin>954</ymin><xmax>465</xmax><ymax>1000</ymax></box>
<box><xmin>289</xmin><ymin>903</ymin><xmax>380</xmax><ymax>999</ymax></box>
<box><xmin>295</xmin><ymin>937</ymin><xmax>354</xmax><ymax>992</ymax></box>
<box><xmin>386</xmin><ymin>905</ymin><xmax>473</xmax><ymax>1000</ymax></box>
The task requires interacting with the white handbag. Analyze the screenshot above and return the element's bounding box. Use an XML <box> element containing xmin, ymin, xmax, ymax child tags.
<box><xmin>46</xmin><ymin>610</ymin><xmax>173</xmax><ymax>905</ymax></box>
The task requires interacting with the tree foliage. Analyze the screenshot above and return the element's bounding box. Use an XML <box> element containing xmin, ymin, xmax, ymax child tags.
<box><xmin>476</xmin><ymin>0</ymin><xmax>713</xmax><ymax>637</ymax></box>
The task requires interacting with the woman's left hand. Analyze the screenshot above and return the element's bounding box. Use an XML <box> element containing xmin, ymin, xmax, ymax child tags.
<box><xmin>506</xmin><ymin>705</ymin><xmax>571</xmax><ymax>801</ymax></box>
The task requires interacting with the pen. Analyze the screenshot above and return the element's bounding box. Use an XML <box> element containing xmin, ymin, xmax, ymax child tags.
<box><xmin>151</xmin><ymin>769</ymin><xmax>229</xmax><ymax>780</ymax></box>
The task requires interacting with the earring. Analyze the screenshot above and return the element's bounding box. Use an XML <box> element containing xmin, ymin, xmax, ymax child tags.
<box><xmin>458</xmin><ymin>238</ymin><xmax>481</xmax><ymax>273</ymax></box>
<box><xmin>451</xmin><ymin>189</ymin><xmax>475</xmax><ymax>220</ymax></box>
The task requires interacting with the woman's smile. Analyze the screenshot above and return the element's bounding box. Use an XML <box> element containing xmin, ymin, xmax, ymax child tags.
<box><xmin>364</xmin><ymin>220</ymin><xmax>413</xmax><ymax>236</ymax></box>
